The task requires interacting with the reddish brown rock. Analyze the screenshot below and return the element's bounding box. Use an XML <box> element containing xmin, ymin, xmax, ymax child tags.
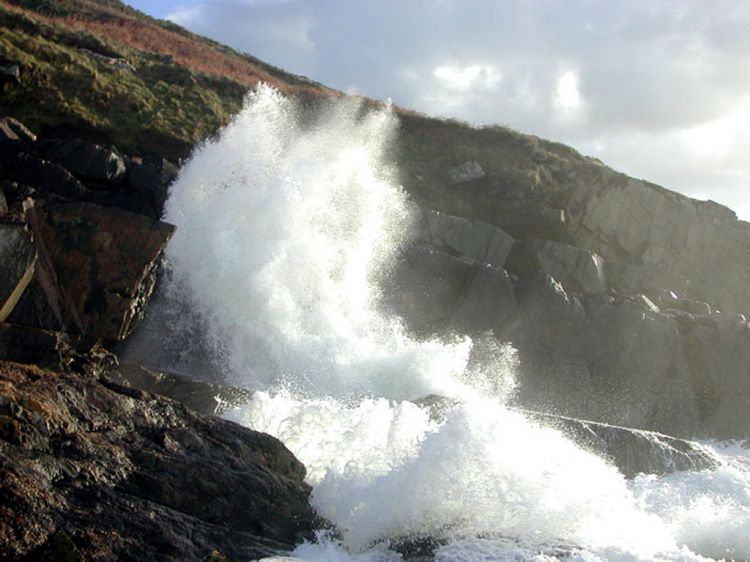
<box><xmin>0</xmin><ymin>223</ymin><xmax>36</xmax><ymax>322</ymax></box>
<box><xmin>44</xmin><ymin>138</ymin><xmax>126</xmax><ymax>186</ymax></box>
<box><xmin>0</xmin><ymin>360</ymin><xmax>318</xmax><ymax>561</ymax></box>
<box><xmin>22</xmin><ymin>199</ymin><xmax>174</xmax><ymax>343</ymax></box>
<box><xmin>0</xmin><ymin>323</ymin><xmax>80</xmax><ymax>369</ymax></box>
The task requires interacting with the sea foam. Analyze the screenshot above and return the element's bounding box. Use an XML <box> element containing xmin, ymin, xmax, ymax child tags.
<box><xmin>159</xmin><ymin>85</ymin><xmax>749</xmax><ymax>561</ymax></box>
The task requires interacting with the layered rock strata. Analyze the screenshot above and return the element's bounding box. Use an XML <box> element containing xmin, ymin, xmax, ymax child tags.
<box><xmin>0</xmin><ymin>117</ymin><xmax>321</xmax><ymax>560</ymax></box>
<box><xmin>0</xmin><ymin>360</ymin><xmax>318</xmax><ymax>561</ymax></box>
<box><xmin>387</xmin><ymin>207</ymin><xmax>750</xmax><ymax>439</ymax></box>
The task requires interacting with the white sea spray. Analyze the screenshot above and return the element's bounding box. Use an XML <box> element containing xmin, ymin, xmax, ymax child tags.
<box><xmin>162</xmin><ymin>85</ymin><xmax>750</xmax><ymax>561</ymax></box>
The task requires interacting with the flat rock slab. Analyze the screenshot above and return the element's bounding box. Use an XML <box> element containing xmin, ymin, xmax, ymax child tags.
<box><xmin>526</xmin><ymin>410</ymin><xmax>718</xmax><ymax>478</ymax></box>
<box><xmin>45</xmin><ymin>138</ymin><xmax>126</xmax><ymax>185</ymax></box>
<box><xmin>0</xmin><ymin>223</ymin><xmax>36</xmax><ymax>322</ymax></box>
<box><xmin>417</xmin><ymin>208</ymin><xmax>515</xmax><ymax>269</ymax></box>
<box><xmin>0</xmin><ymin>361</ymin><xmax>318</xmax><ymax>561</ymax></box>
<box><xmin>506</xmin><ymin>238</ymin><xmax>606</xmax><ymax>293</ymax></box>
<box><xmin>413</xmin><ymin>395</ymin><xmax>717</xmax><ymax>478</ymax></box>
<box><xmin>448</xmin><ymin>160</ymin><xmax>485</xmax><ymax>185</ymax></box>
<box><xmin>24</xmin><ymin>200</ymin><xmax>175</xmax><ymax>343</ymax></box>
<box><xmin>0</xmin><ymin>323</ymin><xmax>80</xmax><ymax>369</ymax></box>
<box><xmin>108</xmin><ymin>363</ymin><xmax>254</xmax><ymax>416</ymax></box>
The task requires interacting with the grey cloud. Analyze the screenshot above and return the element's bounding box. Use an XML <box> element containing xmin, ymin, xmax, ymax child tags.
<box><xmin>165</xmin><ymin>0</ymin><xmax>750</xmax><ymax>218</ymax></box>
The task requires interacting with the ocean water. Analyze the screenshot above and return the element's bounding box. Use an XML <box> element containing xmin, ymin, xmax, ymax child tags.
<box><xmin>161</xmin><ymin>85</ymin><xmax>750</xmax><ymax>561</ymax></box>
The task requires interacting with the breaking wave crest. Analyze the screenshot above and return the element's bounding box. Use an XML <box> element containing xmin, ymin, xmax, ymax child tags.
<box><xmin>159</xmin><ymin>85</ymin><xmax>750</xmax><ymax>561</ymax></box>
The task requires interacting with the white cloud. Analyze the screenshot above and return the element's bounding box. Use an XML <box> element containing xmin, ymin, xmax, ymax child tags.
<box><xmin>145</xmin><ymin>0</ymin><xmax>750</xmax><ymax>219</ymax></box>
<box><xmin>554</xmin><ymin>70</ymin><xmax>582</xmax><ymax>111</ymax></box>
<box><xmin>682</xmin><ymin>100</ymin><xmax>750</xmax><ymax>158</ymax></box>
<box><xmin>432</xmin><ymin>63</ymin><xmax>501</xmax><ymax>93</ymax></box>
<box><xmin>261</xmin><ymin>14</ymin><xmax>315</xmax><ymax>54</ymax></box>
<box><xmin>166</xmin><ymin>3</ymin><xmax>206</xmax><ymax>25</ymax></box>
<box><xmin>403</xmin><ymin>62</ymin><xmax>503</xmax><ymax>117</ymax></box>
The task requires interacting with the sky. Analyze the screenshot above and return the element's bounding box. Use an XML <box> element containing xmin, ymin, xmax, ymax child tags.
<box><xmin>126</xmin><ymin>0</ymin><xmax>750</xmax><ymax>221</ymax></box>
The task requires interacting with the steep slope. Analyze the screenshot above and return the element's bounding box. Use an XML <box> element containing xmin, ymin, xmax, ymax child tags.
<box><xmin>0</xmin><ymin>0</ymin><xmax>332</xmax><ymax>157</ymax></box>
<box><xmin>2</xmin><ymin>0</ymin><xmax>749</xmax><ymax>440</ymax></box>
<box><xmin>2</xmin><ymin>2</ymin><xmax>750</xmax><ymax>557</ymax></box>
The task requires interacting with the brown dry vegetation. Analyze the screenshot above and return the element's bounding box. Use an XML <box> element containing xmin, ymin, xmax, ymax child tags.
<box><xmin>62</xmin><ymin>15</ymin><xmax>328</xmax><ymax>97</ymax></box>
<box><xmin>0</xmin><ymin>0</ymin><xmax>331</xmax><ymax>97</ymax></box>
<box><xmin>0</xmin><ymin>0</ymin><xmax>341</xmax><ymax>156</ymax></box>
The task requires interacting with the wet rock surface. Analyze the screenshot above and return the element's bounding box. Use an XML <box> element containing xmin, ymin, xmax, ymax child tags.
<box><xmin>0</xmin><ymin>360</ymin><xmax>318</xmax><ymax>561</ymax></box>
<box><xmin>525</xmin><ymin>411</ymin><xmax>718</xmax><ymax>478</ymax></box>
<box><xmin>0</xmin><ymin>223</ymin><xmax>36</xmax><ymax>322</ymax></box>
<box><xmin>391</xmin><ymin>202</ymin><xmax>750</xmax><ymax>439</ymax></box>
<box><xmin>23</xmin><ymin>199</ymin><xmax>174</xmax><ymax>343</ymax></box>
<box><xmin>126</xmin><ymin>156</ymin><xmax>179</xmax><ymax>219</ymax></box>
<box><xmin>43</xmin><ymin>138</ymin><xmax>126</xmax><ymax>186</ymax></box>
<box><xmin>108</xmin><ymin>363</ymin><xmax>254</xmax><ymax>416</ymax></box>
<box><xmin>413</xmin><ymin>394</ymin><xmax>717</xmax><ymax>479</ymax></box>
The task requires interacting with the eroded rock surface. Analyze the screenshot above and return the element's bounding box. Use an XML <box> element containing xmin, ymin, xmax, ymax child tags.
<box><xmin>391</xmin><ymin>204</ymin><xmax>750</xmax><ymax>439</ymax></box>
<box><xmin>0</xmin><ymin>360</ymin><xmax>318</xmax><ymax>561</ymax></box>
<box><xmin>0</xmin><ymin>223</ymin><xmax>35</xmax><ymax>322</ymax></box>
<box><xmin>22</xmin><ymin>199</ymin><xmax>174</xmax><ymax>343</ymax></box>
<box><xmin>108</xmin><ymin>363</ymin><xmax>253</xmax><ymax>416</ymax></box>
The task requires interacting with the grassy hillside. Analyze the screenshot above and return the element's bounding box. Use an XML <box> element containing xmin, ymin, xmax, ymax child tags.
<box><xmin>0</xmin><ymin>0</ymin><xmax>599</xmax><ymax>237</ymax></box>
<box><xmin>0</xmin><ymin>0</ymin><xmax>333</xmax><ymax>157</ymax></box>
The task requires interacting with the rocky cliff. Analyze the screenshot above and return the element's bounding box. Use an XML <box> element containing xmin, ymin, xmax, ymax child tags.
<box><xmin>386</xmin><ymin>203</ymin><xmax>750</xmax><ymax>439</ymax></box>
<box><xmin>0</xmin><ymin>114</ymin><xmax>323</xmax><ymax>559</ymax></box>
<box><xmin>1</xmin><ymin>0</ymin><xmax>749</xmax><ymax>559</ymax></box>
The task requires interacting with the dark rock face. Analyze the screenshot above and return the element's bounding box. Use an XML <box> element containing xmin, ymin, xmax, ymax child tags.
<box><xmin>0</xmin><ymin>360</ymin><xmax>318</xmax><ymax>561</ymax></box>
<box><xmin>10</xmin><ymin>154</ymin><xmax>88</xmax><ymax>200</ymax></box>
<box><xmin>108</xmin><ymin>363</ymin><xmax>253</xmax><ymax>416</ymax></box>
<box><xmin>525</xmin><ymin>411</ymin><xmax>718</xmax><ymax>478</ymax></box>
<box><xmin>22</xmin><ymin>200</ymin><xmax>174</xmax><ymax>343</ymax></box>
<box><xmin>0</xmin><ymin>223</ymin><xmax>36</xmax><ymax>322</ymax></box>
<box><xmin>0</xmin><ymin>323</ymin><xmax>80</xmax><ymax>370</ymax></box>
<box><xmin>44</xmin><ymin>138</ymin><xmax>126</xmax><ymax>186</ymax></box>
<box><xmin>0</xmin><ymin>117</ymin><xmax>178</xmax><ymax>222</ymax></box>
<box><xmin>391</xmin><ymin>203</ymin><xmax>750</xmax><ymax>439</ymax></box>
<box><xmin>510</xmin><ymin>280</ymin><xmax>750</xmax><ymax>440</ymax></box>
<box><xmin>0</xmin><ymin>118</ymin><xmax>320</xmax><ymax>561</ymax></box>
<box><xmin>0</xmin><ymin>64</ymin><xmax>20</xmax><ymax>85</ymax></box>
<box><xmin>416</xmin><ymin>208</ymin><xmax>514</xmax><ymax>269</ymax></box>
<box><xmin>385</xmin><ymin>242</ymin><xmax>516</xmax><ymax>338</ymax></box>
<box><xmin>127</xmin><ymin>157</ymin><xmax>179</xmax><ymax>219</ymax></box>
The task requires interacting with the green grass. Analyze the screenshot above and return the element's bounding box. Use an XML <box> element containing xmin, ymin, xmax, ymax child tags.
<box><xmin>0</xmin><ymin>5</ymin><xmax>249</xmax><ymax>158</ymax></box>
<box><xmin>0</xmin><ymin>0</ymin><xmax>593</xmax><ymax>230</ymax></box>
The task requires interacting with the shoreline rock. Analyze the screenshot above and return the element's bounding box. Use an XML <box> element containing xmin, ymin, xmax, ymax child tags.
<box><xmin>0</xmin><ymin>360</ymin><xmax>319</xmax><ymax>561</ymax></box>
